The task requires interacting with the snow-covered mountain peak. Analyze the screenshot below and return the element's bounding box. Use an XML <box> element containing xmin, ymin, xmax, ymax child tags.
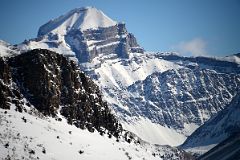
<box><xmin>38</xmin><ymin>6</ymin><xmax>117</xmax><ymax>36</ymax></box>
<box><xmin>20</xmin><ymin>7</ymin><xmax>143</xmax><ymax>62</ymax></box>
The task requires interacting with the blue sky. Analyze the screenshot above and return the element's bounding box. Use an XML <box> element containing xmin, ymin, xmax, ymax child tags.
<box><xmin>0</xmin><ymin>0</ymin><xmax>239</xmax><ymax>56</ymax></box>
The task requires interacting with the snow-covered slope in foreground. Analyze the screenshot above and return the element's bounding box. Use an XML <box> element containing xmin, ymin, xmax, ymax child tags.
<box><xmin>122</xmin><ymin>118</ymin><xmax>188</xmax><ymax>146</ymax></box>
<box><xmin>0</xmin><ymin>107</ymin><xmax>193</xmax><ymax>160</ymax></box>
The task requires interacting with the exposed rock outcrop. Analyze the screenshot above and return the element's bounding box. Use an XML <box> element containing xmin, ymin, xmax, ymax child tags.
<box><xmin>49</xmin><ymin>22</ymin><xmax>143</xmax><ymax>62</ymax></box>
<box><xmin>0</xmin><ymin>57</ymin><xmax>23</xmax><ymax>110</ymax></box>
<box><xmin>0</xmin><ymin>49</ymin><xmax>122</xmax><ymax>137</ymax></box>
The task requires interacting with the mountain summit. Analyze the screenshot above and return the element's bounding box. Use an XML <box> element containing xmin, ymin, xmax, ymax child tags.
<box><xmin>38</xmin><ymin>7</ymin><xmax>117</xmax><ymax>36</ymax></box>
<box><xmin>19</xmin><ymin>7</ymin><xmax>143</xmax><ymax>62</ymax></box>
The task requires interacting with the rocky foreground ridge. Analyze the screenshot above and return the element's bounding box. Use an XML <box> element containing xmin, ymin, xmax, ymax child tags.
<box><xmin>0</xmin><ymin>49</ymin><xmax>122</xmax><ymax>137</ymax></box>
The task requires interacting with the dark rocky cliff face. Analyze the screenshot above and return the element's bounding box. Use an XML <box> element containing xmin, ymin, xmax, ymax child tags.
<box><xmin>0</xmin><ymin>49</ymin><xmax>122</xmax><ymax>137</ymax></box>
<box><xmin>0</xmin><ymin>57</ymin><xmax>23</xmax><ymax>110</ymax></box>
<box><xmin>0</xmin><ymin>58</ymin><xmax>11</xmax><ymax>109</ymax></box>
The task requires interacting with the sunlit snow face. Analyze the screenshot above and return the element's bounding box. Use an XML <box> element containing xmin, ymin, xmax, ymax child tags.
<box><xmin>38</xmin><ymin>7</ymin><xmax>117</xmax><ymax>36</ymax></box>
